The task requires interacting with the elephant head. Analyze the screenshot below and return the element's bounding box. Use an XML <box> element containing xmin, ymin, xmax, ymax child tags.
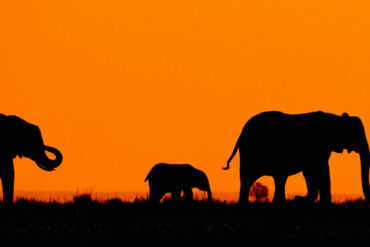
<box><xmin>7</xmin><ymin>115</ymin><xmax>63</xmax><ymax>171</ymax></box>
<box><xmin>336</xmin><ymin>113</ymin><xmax>370</xmax><ymax>202</ymax></box>
<box><xmin>193</xmin><ymin>169</ymin><xmax>213</xmax><ymax>201</ymax></box>
<box><xmin>0</xmin><ymin>114</ymin><xmax>63</xmax><ymax>204</ymax></box>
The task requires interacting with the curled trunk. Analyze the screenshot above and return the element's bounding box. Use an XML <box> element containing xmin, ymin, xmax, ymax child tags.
<box><xmin>36</xmin><ymin>145</ymin><xmax>63</xmax><ymax>171</ymax></box>
<box><xmin>204</xmin><ymin>179</ymin><xmax>212</xmax><ymax>202</ymax></box>
<box><xmin>207</xmin><ymin>187</ymin><xmax>213</xmax><ymax>202</ymax></box>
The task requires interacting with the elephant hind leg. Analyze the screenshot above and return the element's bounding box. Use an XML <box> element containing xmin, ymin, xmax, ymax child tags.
<box><xmin>295</xmin><ymin>170</ymin><xmax>319</xmax><ymax>203</ymax></box>
<box><xmin>239</xmin><ymin>174</ymin><xmax>259</xmax><ymax>205</ymax></box>
<box><xmin>0</xmin><ymin>158</ymin><xmax>14</xmax><ymax>204</ymax></box>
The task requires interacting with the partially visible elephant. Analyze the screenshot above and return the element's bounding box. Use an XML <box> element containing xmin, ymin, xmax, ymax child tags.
<box><xmin>145</xmin><ymin>163</ymin><xmax>212</xmax><ymax>202</ymax></box>
<box><xmin>224</xmin><ymin>111</ymin><xmax>370</xmax><ymax>204</ymax></box>
<box><xmin>0</xmin><ymin>114</ymin><xmax>63</xmax><ymax>204</ymax></box>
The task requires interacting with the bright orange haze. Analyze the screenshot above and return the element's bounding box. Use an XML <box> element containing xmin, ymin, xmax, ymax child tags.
<box><xmin>1</xmin><ymin>0</ymin><xmax>370</xmax><ymax>201</ymax></box>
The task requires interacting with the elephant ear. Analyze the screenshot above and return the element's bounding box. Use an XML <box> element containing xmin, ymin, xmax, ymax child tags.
<box><xmin>4</xmin><ymin>115</ymin><xmax>40</xmax><ymax>158</ymax></box>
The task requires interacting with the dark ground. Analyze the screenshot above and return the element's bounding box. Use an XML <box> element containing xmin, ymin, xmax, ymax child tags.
<box><xmin>1</xmin><ymin>196</ymin><xmax>370</xmax><ymax>242</ymax></box>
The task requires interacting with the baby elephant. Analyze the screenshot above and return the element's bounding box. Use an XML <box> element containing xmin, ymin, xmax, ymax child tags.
<box><xmin>145</xmin><ymin>163</ymin><xmax>212</xmax><ymax>203</ymax></box>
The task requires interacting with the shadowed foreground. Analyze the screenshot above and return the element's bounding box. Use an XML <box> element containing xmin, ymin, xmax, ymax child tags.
<box><xmin>1</xmin><ymin>197</ymin><xmax>370</xmax><ymax>242</ymax></box>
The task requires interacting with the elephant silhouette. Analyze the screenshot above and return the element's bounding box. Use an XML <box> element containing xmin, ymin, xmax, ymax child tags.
<box><xmin>224</xmin><ymin>111</ymin><xmax>370</xmax><ymax>204</ymax></box>
<box><xmin>0</xmin><ymin>114</ymin><xmax>63</xmax><ymax>204</ymax></box>
<box><xmin>145</xmin><ymin>163</ymin><xmax>212</xmax><ymax>203</ymax></box>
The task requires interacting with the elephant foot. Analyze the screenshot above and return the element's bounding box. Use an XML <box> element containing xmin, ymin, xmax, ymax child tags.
<box><xmin>238</xmin><ymin>198</ymin><xmax>252</xmax><ymax>208</ymax></box>
<box><xmin>317</xmin><ymin>197</ymin><xmax>332</xmax><ymax>207</ymax></box>
<box><xmin>294</xmin><ymin>195</ymin><xmax>306</xmax><ymax>201</ymax></box>
<box><xmin>294</xmin><ymin>195</ymin><xmax>317</xmax><ymax>205</ymax></box>
<box><xmin>272</xmin><ymin>196</ymin><xmax>286</xmax><ymax>204</ymax></box>
<box><xmin>318</xmin><ymin>194</ymin><xmax>332</xmax><ymax>205</ymax></box>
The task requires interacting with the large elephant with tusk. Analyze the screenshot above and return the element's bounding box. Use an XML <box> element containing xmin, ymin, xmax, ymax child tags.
<box><xmin>0</xmin><ymin>114</ymin><xmax>63</xmax><ymax>204</ymax></box>
<box><xmin>224</xmin><ymin>111</ymin><xmax>370</xmax><ymax>204</ymax></box>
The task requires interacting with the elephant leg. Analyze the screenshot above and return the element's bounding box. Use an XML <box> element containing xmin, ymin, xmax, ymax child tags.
<box><xmin>0</xmin><ymin>158</ymin><xmax>14</xmax><ymax>204</ymax></box>
<box><xmin>317</xmin><ymin>162</ymin><xmax>331</xmax><ymax>204</ymax></box>
<box><xmin>296</xmin><ymin>170</ymin><xmax>319</xmax><ymax>202</ymax></box>
<box><xmin>150</xmin><ymin>192</ymin><xmax>163</xmax><ymax>203</ymax></box>
<box><xmin>171</xmin><ymin>189</ymin><xmax>181</xmax><ymax>200</ymax></box>
<box><xmin>239</xmin><ymin>153</ymin><xmax>260</xmax><ymax>204</ymax></box>
<box><xmin>273</xmin><ymin>175</ymin><xmax>287</xmax><ymax>203</ymax></box>
<box><xmin>239</xmin><ymin>173</ymin><xmax>258</xmax><ymax>204</ymax></box>
<box><xmin>149</xmin><ymin>186</ymin><xmax>164</xmax><ymax>203</ymax></box>
<box><xmin>183</xmin><ymin>187</ymin><xmax>193</xmax><ymax>201</ymax></box>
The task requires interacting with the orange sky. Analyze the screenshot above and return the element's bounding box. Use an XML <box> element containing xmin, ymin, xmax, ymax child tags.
<box><xmin>1</xmin><ymin>0</ymin><xmax>370</xmax><ymax>201</ymax></box>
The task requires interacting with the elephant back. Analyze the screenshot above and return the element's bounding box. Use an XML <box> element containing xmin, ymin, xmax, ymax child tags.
<box><xmin>145</xmin><ymin>163</ymin><xmax>169</xmax><ymax>181</ymax></box>
<box><xmin>145</xmin><ymin>163</ymin><xmax>194</xmax><ymax>182</ymax></box>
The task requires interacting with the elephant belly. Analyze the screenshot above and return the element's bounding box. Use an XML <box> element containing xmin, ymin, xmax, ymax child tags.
<box><xmin>262</xmin><ymin>165</ymin><xmax>303</xmax><ymax>177</ymax></box>
<box><xmin>243</xmin><ymin>149</ymin><xmax>312</xmax><ymax>177</ymax></box>
<box><xmin>151</xmin><ymin>178</ymin><xmax>187</xmax><ymax>193</ymax></box>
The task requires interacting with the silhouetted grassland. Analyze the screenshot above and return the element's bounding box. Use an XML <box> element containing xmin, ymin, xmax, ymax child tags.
<box><xmin>1</xmin><ymin>195</ymin><xmax>370</xmax><ymax>242</ymax></box>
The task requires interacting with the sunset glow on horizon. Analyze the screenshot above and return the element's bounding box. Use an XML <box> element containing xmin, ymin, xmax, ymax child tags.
<box><xmin>1</xmin><ymin>0</ymin><xmax>370</xmax><ymax>201</ymax></box>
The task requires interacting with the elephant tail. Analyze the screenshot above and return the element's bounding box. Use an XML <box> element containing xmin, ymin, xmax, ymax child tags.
<box><xmin>223</xmin><ymin>137</ymin><xmax>240</xmax><ymax>170</ymax></box>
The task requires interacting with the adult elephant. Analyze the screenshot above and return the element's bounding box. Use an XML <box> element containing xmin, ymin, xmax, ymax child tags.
<box><xmin>145</xmin><ymin>163</ymin><xmax>212</xmax><ymax>203</ymax></box>
<box><xmin>0</xmin><ymin>114</ymin><xmax>63</xmax><ymax>204</ymax></box>
<box><xmin>223</xmin><ymin>111</ymin><xmax>370</xmax><ymax>204</ymax></box>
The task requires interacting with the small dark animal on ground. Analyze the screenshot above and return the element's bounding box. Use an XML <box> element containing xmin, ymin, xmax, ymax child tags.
<box><xmin>145</xmin><ymin>163</ymin><xmax>212</xmax><ymax>203</ymax></box>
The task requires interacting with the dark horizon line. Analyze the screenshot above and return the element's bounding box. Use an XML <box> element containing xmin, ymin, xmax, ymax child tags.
<box><xmin>8</xmin><ymin>190</ymin><xmax>365</xmax><ymax>203</ymax></box>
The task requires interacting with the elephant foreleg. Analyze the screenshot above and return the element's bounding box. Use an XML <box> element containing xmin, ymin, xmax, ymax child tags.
<box><xmin>318</xmin><ymin>162</ymin><xmax>331</xmax><ymax>204</ymax></box>
<box><xmin>296</xmin><ymin>164</ymin><xmax>331</xmax><ymax>204</ymax></box>
<box><xmin>0</xmin><ymin>158</ymin><xmax>14</xmax><ymax>204</ymax></box>
<box><xmin>273</xmin><ymin>175</ymin><xmax>287</xmax><ymax>203</ymax></box>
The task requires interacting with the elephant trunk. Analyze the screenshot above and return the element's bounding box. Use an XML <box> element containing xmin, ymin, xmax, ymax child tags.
<box><xmin>204</xmin><ymin>179</ymin><xmax>212</xmax><ymax>202</ymax></box>
<box><xmin>207</xmin><ymin>187</ymin><xmax>213</xmax><ymax>202</ymax></box>
<box><xmin>36</xmin><ymin>145</ymin><xmax>63</xmax><ymax>171</ymax></box>
<box><xmin>359</xmin><ymin>142</ymin><xmax>370</xmax><ymax>203</ymax></box>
